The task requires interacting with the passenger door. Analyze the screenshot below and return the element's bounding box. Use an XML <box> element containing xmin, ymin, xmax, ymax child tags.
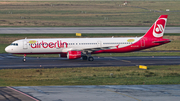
<box><xmin>141</xmin><ymin>39</ymin><xmax>145</xmax><ymax>47</ymax></box>
<box><xmin>23</xmin><ymin>40</ymin><xmax>28</xmax><ymax>49</ymax></box>
<box><xmin>97</xmin><ymin>41</ymin><xmax>102</xmax><ymax>47</ymax></box>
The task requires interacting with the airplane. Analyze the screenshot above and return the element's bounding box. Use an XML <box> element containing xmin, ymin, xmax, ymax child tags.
<box><xmin>5</xmin><ymin>15</ymin><xmax>170</xmax><ymax>62</ymax></box>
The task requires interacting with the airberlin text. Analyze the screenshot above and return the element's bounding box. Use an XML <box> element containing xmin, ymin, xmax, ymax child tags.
<box><xmin>30</xmin><ymin>40</ymin><xmax>68</xmax><ymax>49</ymax></box>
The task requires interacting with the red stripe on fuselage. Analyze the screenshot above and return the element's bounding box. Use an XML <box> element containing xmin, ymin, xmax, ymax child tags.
<box><xmin>92</xmin><ymin>38</ymin><xmax>170</xmax><ymax>54</ymax></box>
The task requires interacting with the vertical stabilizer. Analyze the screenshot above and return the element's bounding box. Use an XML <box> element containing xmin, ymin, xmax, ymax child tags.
<box><xmin>143</xmin><ymin>15</ymin><xmax>168</xmax><ymax>39</ymax></box>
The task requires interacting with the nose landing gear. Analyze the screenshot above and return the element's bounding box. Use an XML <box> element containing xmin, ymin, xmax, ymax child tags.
<box><xmin>23</xmin><ymin>54</ymin><xmax>26</xmax><ymax>62</ymax></box>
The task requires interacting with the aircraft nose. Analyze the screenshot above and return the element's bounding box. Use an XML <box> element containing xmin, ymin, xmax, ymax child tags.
<box><xmin>5</xmin><ymin>46</ymin><xmax>10</xmax><ymax>53</ymax></box>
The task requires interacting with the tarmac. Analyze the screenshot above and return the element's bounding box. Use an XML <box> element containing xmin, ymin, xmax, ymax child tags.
<box><xmin>1</xmin><ymin>85</ymin><xmax>180</xmax><ymax>101</ymax></box>
<box><xmin>0</xmin><ymin>54</ymin><xmax>180</xmax><ymax>69</ymax></box>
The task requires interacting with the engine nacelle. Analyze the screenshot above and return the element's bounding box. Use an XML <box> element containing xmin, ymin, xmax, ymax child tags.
<box><xmin>67</xmin><ymin>51</ymin><xmax>82</xmax><ymax>59</ymax></box>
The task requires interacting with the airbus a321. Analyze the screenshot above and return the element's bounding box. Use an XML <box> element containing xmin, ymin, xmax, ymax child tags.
<box><xmin>5</xmin><ymin>15</ymin><xmax>170</xmax><ymax>62</ymax></box>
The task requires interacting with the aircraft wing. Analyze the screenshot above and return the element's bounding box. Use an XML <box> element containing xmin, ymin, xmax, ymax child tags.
<box><xmin>71</xmin><ymin>45</ymin><xmax>118</xmax><ymax>53</ymax></box>
<box><xmin>83</xmin><ymin>46</ymin><xmax>116</xmax><ymax>52</ymax></box>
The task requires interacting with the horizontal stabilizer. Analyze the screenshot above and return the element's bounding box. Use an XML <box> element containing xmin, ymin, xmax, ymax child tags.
<box><xmin>153</xmin><ymin>40</ymin><xmax>171</xmax><ymax>43</ymax></box>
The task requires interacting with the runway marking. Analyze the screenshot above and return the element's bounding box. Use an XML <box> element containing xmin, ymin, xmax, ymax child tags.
<box><xmin>7</xmin><ymin>86</ymin><xmax>39</xmax><ymax>101</ymax></box>
<box><xmin>121</xmin><ymin>60</ymin><xmax>131</xmax><ymax>63</ymax></box>
<box><xmin>108</xmin><ymin>57</ymin><xmax>131</xmax><ymax>63</ymax></box>
<box><xmin>107</xmin><ymin>89</ymin><xmax>141</xmax><ymax>101</ymax></box>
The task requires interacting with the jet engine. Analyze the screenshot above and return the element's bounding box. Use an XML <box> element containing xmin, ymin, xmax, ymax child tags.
<box><xmin>67</xmin><ymin>51</ymin><xmax>82</xmax><ymax>59</ymax></box>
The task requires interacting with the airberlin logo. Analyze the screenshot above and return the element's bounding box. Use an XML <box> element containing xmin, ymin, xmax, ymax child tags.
<box><xmin>155</xmin><ymin>24</ymin><xmax>164</xmax><ymax>33</ymax></box>
<box><xmin>29</xmin><ymin>40</ymin><xmax>68</xmax><ymax>49</ymax></box>
<box><xmin>153</xmin><ymin>18</ymin><xmax>166</xmax><ymax>38</ymax></box>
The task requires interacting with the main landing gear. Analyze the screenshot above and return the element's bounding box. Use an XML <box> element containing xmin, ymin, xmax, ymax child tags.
<box><xmin>82</xmin><ymin>56</ymin><xmax>88</xmax><ymax>60</ymax></box>
<box><xmin>82</xmin><ymin>55</ymin><xmax>94</xmax><ymax>61</ymax></box>
<box><xmin>23</xmin><ymin>54</ymin><xmax>26</xmax><ymax>62</ymax></box>
<box><xmin>88</xmin><ymin>56</ymin><xmax>94</xmax><ymax>61</ymax></box>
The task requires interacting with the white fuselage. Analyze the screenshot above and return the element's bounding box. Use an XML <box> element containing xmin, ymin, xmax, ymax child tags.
<box><xmin>5</xmin><ymin>37</ymin><xmax>141</xmax><ymax>54</ymax></box>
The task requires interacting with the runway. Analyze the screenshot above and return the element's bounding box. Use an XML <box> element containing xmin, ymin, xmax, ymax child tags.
<box><xmin>0</xmin><ymin>27</ymin><xmax>179</xmax><ymax>34</ymax></box>
<box><xmin>0</xmin><ymin>54</ymin><xmax>180</xmax><ymax>69</ymax></box>
<box><xmin>1</xmin><ymin>85</ymin><xmax>180</xmax><ymax>101</ymax></box>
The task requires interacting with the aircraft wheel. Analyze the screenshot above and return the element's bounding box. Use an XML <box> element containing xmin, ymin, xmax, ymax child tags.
<box><xmin>88</xmin><ymin>57</ymin><xmax>94</xmax><ymax>61</ymax></box>
<box><xmin>23</xmin><ymin>58</ymin><xmax>26</xmax><ymax>62</ymax></box>
<box><xmin>82</xmin><ymin>56</ymin><xmax>88</xmax><ymax>60</ymax></box>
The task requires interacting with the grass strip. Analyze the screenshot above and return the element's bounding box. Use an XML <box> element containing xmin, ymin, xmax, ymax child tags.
<box><xmin>0</xmin><ymin>44</ymin><xmax>8</xmax><ymax>53</ymax></box>
<box><xmin>0</xmin><ymin>65</ymin><xmax>180</xmax><ymax>86</ymax></box>
<box><xmin>0</xmin><ymin>1</ymin><xmax>180</xmax><ymax>27</ymax></box>
<box><xmin>93</xmin><ymin>52</ymin><xmax>180</xmax><ymax>57</ymax></box>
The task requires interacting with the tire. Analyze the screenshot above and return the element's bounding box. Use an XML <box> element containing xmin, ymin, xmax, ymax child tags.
<box><xmin>23</xmin><ymin>58</ymin><xmax>26</xmax><ymax>62</ymax></box>
<box><xmin>82</xmin><ymin>56</ymin><xmax>88</xmax><ymax>60</ymax></box>
<box><xmin>88</xmin><ymin>57</ymin><xmax>94</xmax><ymax>61</ymax></box>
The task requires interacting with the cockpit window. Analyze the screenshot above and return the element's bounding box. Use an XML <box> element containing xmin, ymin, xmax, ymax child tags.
<box><xmin>10</xmin><ymin>43</ymin><xmax>18</xmax><ymax>46</ymax></box>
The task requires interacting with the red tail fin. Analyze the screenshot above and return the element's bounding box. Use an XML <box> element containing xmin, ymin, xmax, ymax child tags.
<box><xmin>143</xmin><ymin>15</ymin><xmax>168</xmax><ymax>39</ymax></box>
